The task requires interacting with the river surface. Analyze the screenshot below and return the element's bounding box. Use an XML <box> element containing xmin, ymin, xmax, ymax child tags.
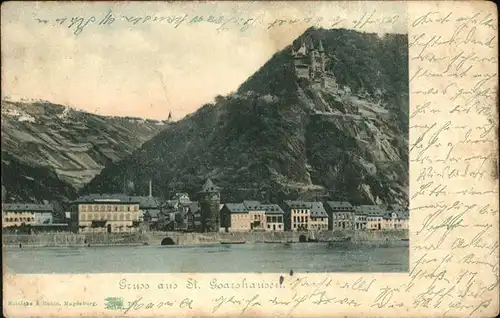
<box><xmin>4</xmin><ymin>242</ymin><xmax>408</xmax><ymax>273</ymax></box>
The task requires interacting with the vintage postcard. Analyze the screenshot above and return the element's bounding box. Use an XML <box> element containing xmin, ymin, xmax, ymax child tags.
<box><xmin>1</xmin><ymin>1</ymin><xmax>498</xmax><ymax>317</ymax></box>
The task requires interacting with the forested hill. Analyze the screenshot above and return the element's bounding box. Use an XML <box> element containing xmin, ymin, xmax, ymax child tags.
<box><xmin>83</xmin><ymin>27</ymin><xmax>409</xmax><ymax>207</ymax></box>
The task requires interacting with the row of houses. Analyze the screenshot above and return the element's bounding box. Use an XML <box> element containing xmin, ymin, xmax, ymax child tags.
<box><xmin>2</xmin><ymin>179</ymin><xmax>409</xmax><ymax>234</ymax></box>
<box><xmin>221</xmin><ymin>200</ymin><xmax>408</xmax><ymax>233</ymax></box>
<box><xmin>2</xmin><ymin>198</ymin><xmax>409</xmax><ymax>234</ymax></box>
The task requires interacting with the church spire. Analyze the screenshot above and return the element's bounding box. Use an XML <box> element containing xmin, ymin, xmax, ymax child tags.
<box><xmin>168</xmin><ymin>111</ymin><xmax>172</xmax><ymax>122</ymax></box>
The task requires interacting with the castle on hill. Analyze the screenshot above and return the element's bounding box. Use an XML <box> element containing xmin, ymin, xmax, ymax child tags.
<box><xmin>291</xmin><ymin>37</ymin><xmax>338</xmax><ymax>89</ymax></box>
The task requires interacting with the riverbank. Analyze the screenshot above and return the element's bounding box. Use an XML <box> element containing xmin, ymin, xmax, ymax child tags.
<box><xmin>2</xmin><ymin>229</ymin><xmax>409</xmax><ymax>248</ymax></box>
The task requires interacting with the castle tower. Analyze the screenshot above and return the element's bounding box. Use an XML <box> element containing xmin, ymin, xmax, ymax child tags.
<box><xmin>318</xmin><ymin>40</ymin><xmax>326</xmax><ymax>73</ymax></box>
<box><xmin>292</xmin><ymin>39</ymin><xmax>310</xmax><ymax>80</ymax></box>
<box><xmin>309</xmin><ymin>37</ymin><xmax>317</xmax><ymax>76</ymax></box>
<box><xmin>198</xmin><ymin>178</ymin><xmax>220</xmax><ymax>232</ymax></box>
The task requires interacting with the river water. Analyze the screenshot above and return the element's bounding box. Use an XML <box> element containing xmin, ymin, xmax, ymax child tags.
<box><xmin>4</xmin><ymin>242</ymin><xmax>408</xmax><ymax>273</ymax></box>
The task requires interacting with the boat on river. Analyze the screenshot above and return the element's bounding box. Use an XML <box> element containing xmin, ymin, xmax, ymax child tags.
<box><xmin>324</xmin><ymin>237</ymin><xmax>352</xmax><ymax>247</ymax></box>
<box><xmin>220</xmin><ymin>241</ymin><xmax>246</xmax><ymax>245</ymax></box>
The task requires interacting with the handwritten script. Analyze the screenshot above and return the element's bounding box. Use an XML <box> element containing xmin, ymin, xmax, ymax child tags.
<box><xmin>407</xmin><ymin>6</ymin><xmax>498</xmax><ymax>317</ymax></box>
<box><xmin>33</xmin><ymin>8</ymin><xmax>401</xmax><ymax>36</ymax></box>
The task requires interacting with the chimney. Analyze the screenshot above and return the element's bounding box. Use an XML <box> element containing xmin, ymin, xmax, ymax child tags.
<box><xmin>149</xmin><ymin>180</ymin><xmax>152</xmax><ymax>197</ymax></box>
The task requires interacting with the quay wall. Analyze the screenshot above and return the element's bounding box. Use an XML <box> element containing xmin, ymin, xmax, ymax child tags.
<box><xmin>2</xmin><ymin>232</ymin><xmax>148</xmax><ymax>247</ymax></box>
<box><xmin>3</xmin><ymin>230</ymin><xmax>408</xmax><ymax>248</ymax></box>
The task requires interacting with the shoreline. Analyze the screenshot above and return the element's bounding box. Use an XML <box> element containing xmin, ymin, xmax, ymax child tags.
<box><xmin>3</xmin><ymin>241</ymin><xmax>409</xmax><ymax>249</ymax></box>
<box><xmin>2</xmin><ymin>230</ymin><xmax>409</xmax><ymax>248</ymax></box>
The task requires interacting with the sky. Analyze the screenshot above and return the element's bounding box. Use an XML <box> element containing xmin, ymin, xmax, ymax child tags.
<box><xmin>1</xmin><ymin>1</ymin><xmax>407</xmax><ymax>120</ymax></box>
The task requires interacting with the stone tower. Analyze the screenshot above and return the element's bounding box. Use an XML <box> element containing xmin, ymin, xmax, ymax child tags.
<box><xmin>198</xmin><ymin>178</ymin><xmax>220</xmax><ymax>232</ymax></box>
<box><xmin>317</xmin><ymin>40</ymin><xmax>326</xmax><ymax>73</ymax></box>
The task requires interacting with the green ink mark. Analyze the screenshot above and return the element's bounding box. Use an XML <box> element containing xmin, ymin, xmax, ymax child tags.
<box><xmin>104</xmin><ymin>297</ymin><xmax>124</xmax><ymax>310</ymax></box>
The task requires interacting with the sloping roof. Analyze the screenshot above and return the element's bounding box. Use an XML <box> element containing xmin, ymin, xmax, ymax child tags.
<box><xmin>71</xmin><ymin>194</ymin><xmax>140</xmax><ymax>204</ymax></box>
<box><xmin>326</xmin><ymin>201</ymin><xmax>353</xmax><ymax>209</ymax></box>
<box><xmin>131</xmin><ymin>196</ymin><xmax>161</xmax><ymax>209</ymax></box>
<box><xmin>243</xmin><ymin>200</ymin><xmax>262</xmax><ymax>210</ymax></box>
<box><xmin>398</xmin><ymin>211</ymin><xmax>410</xmax><ymax>219</ymax></box>
<box><xmin>173</xmin><ymin>193</ymin><xmax>190</xmax><ymax>200</ymax></box>
<box><xmin>283</xmin><ymin>200</ymin><xmax>312</xmax><ymax>209</ymax></box>
<box><xmin>355</xmin><ymin>205</ymin><xmax>384</xmax><ymax>216</ymax></box>
<box><xmin>259</xmin><ymin>204</ymin><xmax>284</xmax><ymax>214</ymax></box>
<box><xmin>200</xmin><ymin>179</ymin><xmax>219</xmax><ymax>193</ymax></box>
<box><xmin>225</xmin><ymin>202</ymin><xmax>283</xmax><ymax>214</ymax></box>
<box><xmin>144</xmin><ymin>209</ymin><xmax>161</xmax><ymax>218</ymax></box>
<box><xmin>310</xmin><ymin>202</ymin><xmax>328</xmax><ymax>218</ymax></box>
<box><xmin>223</xmin><ymin>203</ymin><xmax>248</xmax><ymax>213</ymax></box>
<box><xmin>2</xmin><ymin>203</ymin><xmax>53</xmax><ymax>212</ymax></box>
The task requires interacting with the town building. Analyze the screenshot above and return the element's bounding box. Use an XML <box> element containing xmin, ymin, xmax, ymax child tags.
<box><xmin>164</xmin><ymin>193</ymin><xmax>195</xmax><ymax>231</ymax></box>
<box><xmin>220</xmin><ymin>203</ymin><xmax>251</xmax><ymax>232</ymax></box>
<box><xmin>260</xmin><ymin>204</ymin><xmax>285</xmax><ymax>232</ymax></box>
<box><xmin>173</xmin><ymin>193</ymin><xmax>191</xmax><ymax>205</ymax></box>
<box><xmin>355</xmin><ymin>205</ymin><xmax>385</xmax><ymax>230</ymax></box>
<box><xmin>188</xmin><ymin>201</ymin><xmax>202</xmax><ymax>232</ymax></box>
<box><xmin>243</xmin><ymin>201</ymin><xmax>266</xmax><ymax>231</ymax></box>
<box><xmin>308</xmin><ymin>202</ymin><xmax>329</xmax><ymax>231</ymax></box>
<box><xmin>69</xmin><ymin>194</ymin><xmax>141</xmax><ymax>233</ymax></box>
<box><xmin>353</xmin><ymin>206</ymin><xmax>368</xmax><ymax>230</ymax></box>
<box><xmin>325</xmin><ymin>201</ymin><xmax>355</xmax><ymax>230</ymax></box>
<box><xmin>135</xmin><ymin>196</ymin><xmax>162</xmax><ymax>222</ymax></box>
<box><xmin>220</xmin><ymin>201</ymin><xmax>284</xmax><ymax>232</ymax></box>
<box><xmin>2</xmin><ymin>203</ymin><xmax>53</xmax><ymax>228</ymax></box>
<box><xmin>382</xmin><ymin>204</ymin><xmax>409</xmax><ymax>230</ymax></box>
<box><xmin>283</xmin><ymin>200</ymin><xmax>311</xmax><ymax>232</ymax></box>
<box><xmin>198</xmin><ymin>179</ymin><xmax>221</xmax><ymax>232</ymax></box>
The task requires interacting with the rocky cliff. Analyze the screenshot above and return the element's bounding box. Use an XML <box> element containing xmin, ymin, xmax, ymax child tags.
<box><xmin>83</xmin><ymin>28</ymin><xmax>409</xmax><ymax>206</ymax></box>
<box><xmin>1</xmin><ymin>99</ymin><xmax>167</xmax><ymax>203</ymax></box>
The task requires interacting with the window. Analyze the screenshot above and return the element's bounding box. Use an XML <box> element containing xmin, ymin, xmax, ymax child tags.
<box><xmin>114</xmin><ymin>206</ymin><xmax>118</xmax><ymax>211</ymax></box>
<box><xmin>126</xmin><ymin>214</ymin><xmax>131</xmax><ymax>221</ymax></box>
<box><xmin>278</xmin><ymin>224</ymin><xmax>282</xmax><ymax>229</ymax></box>
<box><xmin>267</xmin><ymin>224</ymin><xmax>270</xmax><ymax>229</ymax></box>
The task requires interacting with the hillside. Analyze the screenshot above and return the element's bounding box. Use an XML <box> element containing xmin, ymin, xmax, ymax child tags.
<box><xmin>1</xmin><ymin>99</ymin><xmax>168</xmax><ymax>203</ymax></box>
<box><xmin>83</xmin><ymin>28</ymin><xmax>409</xmax><ymax>206</ymax></box>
